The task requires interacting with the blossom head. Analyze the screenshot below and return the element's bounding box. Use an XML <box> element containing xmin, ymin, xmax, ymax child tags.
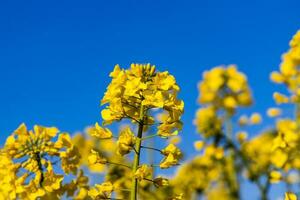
<box><xmin>101</xmin><ymin>63</ymin><xmax>184</xmax><ymax>137</ymax></box>
<box><xmin>198</xmin><ymin>65</ymin><xmax>252</xmax><ymax>113</ymax></box>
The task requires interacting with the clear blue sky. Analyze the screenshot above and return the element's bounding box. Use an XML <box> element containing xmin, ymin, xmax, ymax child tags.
<box><xmin>0</xmin><ymin>0</ymin><xmax>299</xmax><ymax>199</ymax></box>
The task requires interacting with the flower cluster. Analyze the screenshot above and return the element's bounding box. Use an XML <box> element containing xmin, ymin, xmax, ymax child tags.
<box><xmin>271</xmin><ymin>30</ymin><xmax>300</xmax><ymax>93</ymax></box>
<box><xmin>101</xmin><ymin>64</ymin><xmax>184</xmax><ymax>138</ymax></box>
<box><xmin>198</xmin><ymin>65</ymin><xmax>252</xmax><ymax>113</ymax></box>
<box><xmin>0</xmin><ymin>123</ymin><xmax>80</xmax><ymax>199</ymax></box>
<box><xmin>89</xmin><ymin>64</ymin><xmax>184</xmax><ymax>200</ymax></box>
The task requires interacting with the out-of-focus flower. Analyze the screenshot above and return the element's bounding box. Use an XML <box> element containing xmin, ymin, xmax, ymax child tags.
<box><xmin>267</xmin><ymin>107</ymin><xmax>282</xmax><ymax>117</ymax></box>
<box><xmin>249</xmin><ymin>113</ymin><xmax>262</xmax><ymax>125</ymax></box>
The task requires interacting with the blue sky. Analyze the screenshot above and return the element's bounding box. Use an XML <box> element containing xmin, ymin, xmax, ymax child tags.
<box><xmin>0</xmin><ymin>0</ymin><xmax>300</xmax><ymax>199</ymax></box>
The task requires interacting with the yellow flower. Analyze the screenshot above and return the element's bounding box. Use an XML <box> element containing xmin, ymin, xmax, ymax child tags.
<box><xmin>271</xmin><ymin>149</ymin><xmax>288</xmax><ymax>168</ymax></box>
<box><xmin>3</xmin><ymin>123</ymin><xmax>79</xmax><ymax>190</ymax></box>
<box><xmin>194</xmin><ymin>106</ymin><xmax>221</xmax><ymax>138</ymax></box>
<box><xmin>88</xmin><ymin>182</ymin><xmax>114</xmax><ymax>199</ymax></box>
<box><xmin>249</xmin><ymin>113</ymin><xmax>262</xmax><ymax>124</ymax></box>
<box><xmin>88</xmin><ymin>149</ymin><xmax>107</xmax><ymax>165</ymax></box>
<box><xmin>42</xmin><ymin>162</ymin><xmax>64</xmax><ymax>192</ymax></box>
<box><xmin>101</xmin><ymin>64</ymin><xmax>184</xmax><ymax>133</ymax></box>
<box><xmin>198</xmin><ymin>65</ymin><xmax>252</xmax><ymax>113</ymax></box>
<box><xmin>57</xmin><ymin>133</ymin><xmax>81</xmax><ymax>174</ymax></box>
<box><xmin>153</xmin><ymin>177</ymin><xmax>169</xmax><ymax>187</ymax></box>
<box><xmin>272</xmin><ymin>119</ymin><xmax>298</xmax><ymax>150</ymax></box>
<box><xmin>117</xmin><ymin>127</ymin><xmax>136</xmax><ymax>156</ymax></box>
<box><xmin>236</xmin><ymin>131</ymin><xmax>248</xmax><ymax>143</ymax></box>
<box><xmin>160</xmin><ymin>144</ymin><xmax>182</xmax><ymax>169</ymax></box>
<box><xmin>194</xmin><ymin>140</ymin><xmax>204</xmax><ymax>151</ymax></box>
<box><xmin>273</xmin><ymin>92</ymin><xmax>289</xmax><ymax>104</ymax></box>
<box><xmin>205</xmin><ymin>145</ymin><xmax>224</xmax><ymax>160</ymax></box>
<box><xmin>267</xmin><ymin>107</ymin><xmax>282</xmax><ymax>117</ymax></box>
<box><xmin>271</xmin><ymin>30</ymin><xmax>300</xmax><ymax>94</ymax></box>
<box><xmin>270</xmin><ymin>71</ymin><xmax>285</xmax><ymax>83</ymax></box>
<box><xmin>224</xmin><ymin>96</ymin><xmax>237</xmax><ymax>109</ymax></box>
<box><xmin>269</xmin><ymin>170</ymin><xmax>282</xmax><ymax>183</ymax></box>
<box><xmin>134</xmin><ymin>165</ymin><xmax>152</xmax><ymax>181</ymax></box>
<box><xmin>88</xmin><ymin>122</ymin><xmax>112</xmax><ymax>139</ymax></box>
<box><xmin>285</xmin><ymin>192</ymin><xmax>297</xmax><ymax>200</ymax></box>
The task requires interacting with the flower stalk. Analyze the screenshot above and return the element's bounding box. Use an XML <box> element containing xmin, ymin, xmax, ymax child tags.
<box><xmin>130</xmin><ymin>104</ymin><xmax>145</xmax><ymax>200</ymax></box>
<box><xmin>224</xmin><ymin>113</ymin><xmax>240</xmax><ymax>200</ymax></box>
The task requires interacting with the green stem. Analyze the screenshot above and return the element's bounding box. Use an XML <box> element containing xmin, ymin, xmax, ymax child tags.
<box><xmin>130</xmin><ymin>104</ymin><xmax>145</xmax><ymax>200</ymax></box>
<box><xmin>224</xmin><ymin>113</ymin><xmax>240</xmax><ymax>200</ymax></box>
<box><xmin>294</xmin><ymin>102</ymin><xmax>300</xmax><ymax>191</ymax></box>
<box><xmin>256</xmin><ymin>179</ymin><xmax>270</xmax><ymax>200</ymax></box>
<box><xmin>141</xmin><ymin>134</ymin><xmax>158</xmax><ymax>140</ymax></box>
<box><xmin>141</xmin><ymin>146</ymin><xmax>162</xmax><ymax>153</ymax></box>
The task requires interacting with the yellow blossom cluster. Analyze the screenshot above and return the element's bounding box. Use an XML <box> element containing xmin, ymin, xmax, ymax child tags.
<box><xmin>0</xmin><ymin>123</ymin><xmax>80</xmax><ymax>199</ymax></box>
<box><xmin>198</xmin><ymin>65</ymin><xmax>252</xmax><ymax>113</ymax></box>
<box><xmin>90</xmin><ymin>64</ymin><xmax>184</xmax><ymax>200</ymax></box>
<box><xmin>271</xmin><ymin>30</ymin><xmax>300</xmax><ymax>93</ymax></box>
<box><xmin>101</xmin><ymin>64</ymin><xmax>184</xmax><ymax>138</ymax></box>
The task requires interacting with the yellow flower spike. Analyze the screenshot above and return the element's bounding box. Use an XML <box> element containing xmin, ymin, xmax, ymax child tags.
<box><xmin>194</xmin><ymin>140</ymin><xmax>204</xmax><ymax>151</ymax></box>
<box><xmin>267</xmin><ymin>107</ymin><xmax>282</xmax><ymax>117</ymax></box>
<box><xmin>270</xmin><ymin>170</ymin><xmax>282</xmax><ymax>183</ymax></box>
<box><xmin>2</xmin><ymin>123</ymin><xmax>79</xmax><ymax>194</ymax></box>
<box><xmin>101</xmin><ymin>64</ymin><xmax>183</xmax><ymax>200</ymax></box>
<box><xmin>117</xmin><ymin>127</ymin><xmax>136</xmax><ymax>156</ymax></box>
<box><xmin>250</xmin><ymin>113</ymin><xmax>262</xmax><ymax>125</ymax></box>
<box><xmin>285</xmin><ymin>192</ymin><xmax>297</xmax><ymax>200</ymax></box>
<box><xmin>153</xmin><ymin>176</ymin><xmax>169</xmax><ymax>187</ymax></box>
<box><xmin>88</xmin><ymin>122</ymin><xmax>112</xmax><ymax>139</ymax></box>
<box><xmin>134</xmin><ymin>165</ymin><xmax>152</xmax><ymax>181</ymax></box>
<box><xmin>198</xmin><ymin>65</ymin><xmax>252</xmax><ymax>113</ymax></box>
<box><xmin>273</xmin><ymin>92</ymin><xmax>289</xmax><ymax>104</ymax></box>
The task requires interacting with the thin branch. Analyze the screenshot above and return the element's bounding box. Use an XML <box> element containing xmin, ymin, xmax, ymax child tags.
<box><xmin>107</xmin><ymin>161</ymin><xmax>131</xmax><ymax>169</ymax></box>
<box><xmin>141</xmin><ymin>146</ymin><xmax>162</xmax><ymax>154</ymax></box>
<box><xmin>142</xmin><ymin>134</ymin><xmax>158</xmax><ymax>141</ymax></box>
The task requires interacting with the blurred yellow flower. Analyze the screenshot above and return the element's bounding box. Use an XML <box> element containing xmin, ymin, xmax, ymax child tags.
<box><xmin>267</xmin><ymin>107</ymin><xmax>282</xmax><ymax>117</ymax></box>
<box><xmin>249</xmin><ymin>113</ymin><xmax>262</xmax><ymax>124</ymax></box>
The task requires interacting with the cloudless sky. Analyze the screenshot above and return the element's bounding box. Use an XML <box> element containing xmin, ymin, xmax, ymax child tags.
<box><xmin>0</xmin><ymin>0</ymin><xmax>300</xmax><ymax>199</ymax></box>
